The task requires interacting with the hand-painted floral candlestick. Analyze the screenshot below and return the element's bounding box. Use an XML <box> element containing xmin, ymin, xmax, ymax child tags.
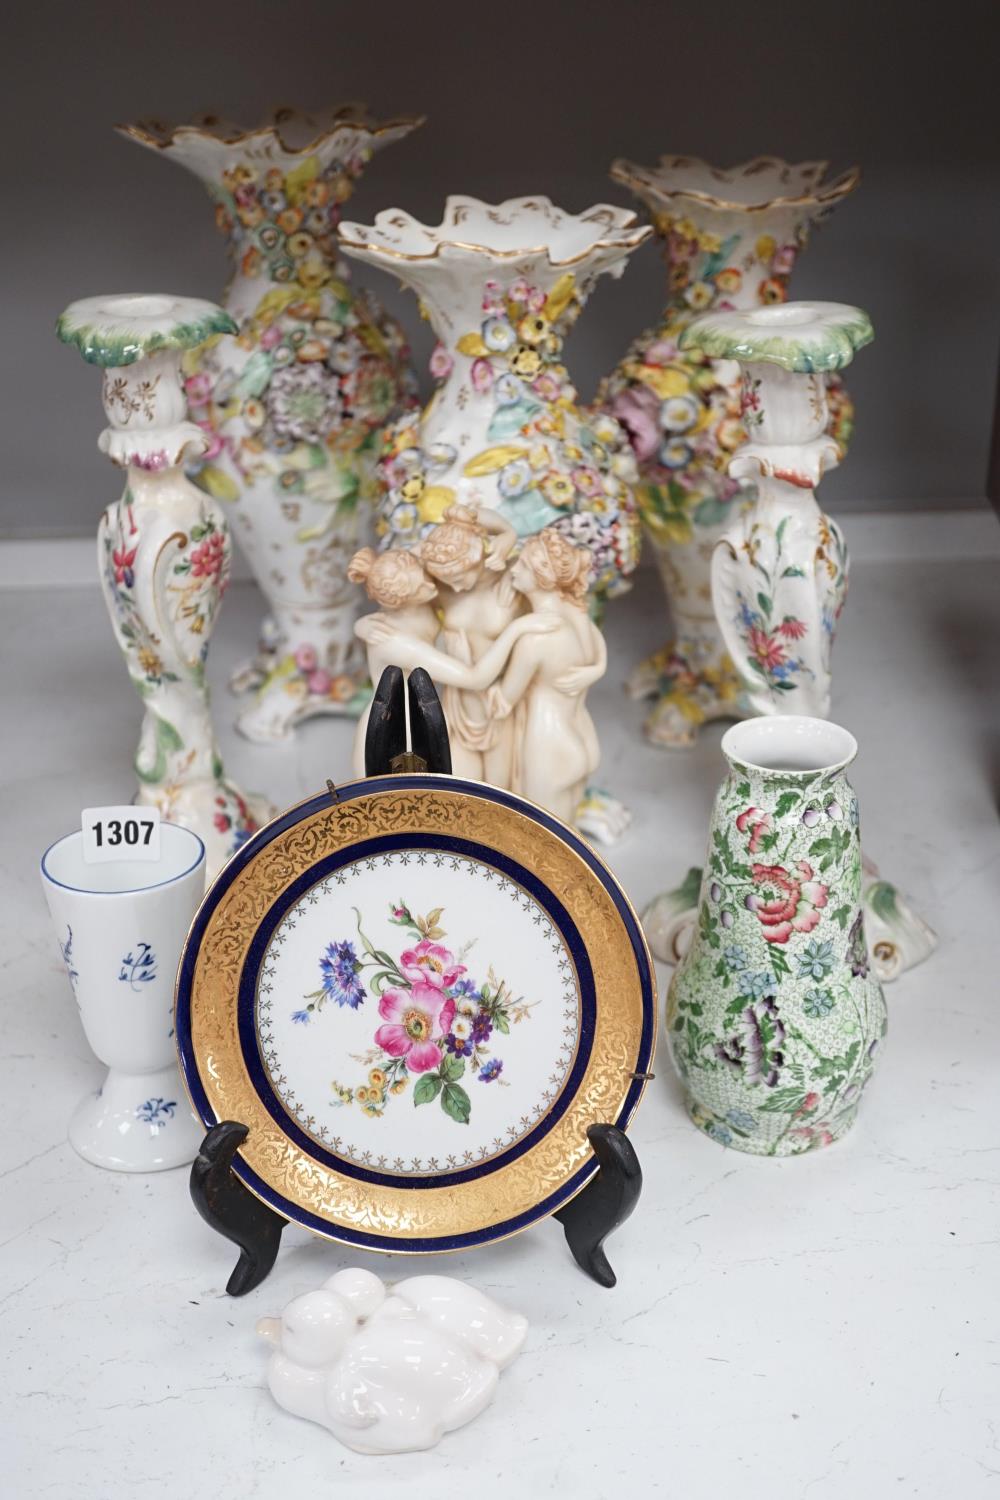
<box><xmin>600</xmin><ymin>157</ymin><xmax>859</xmax><ymax>746</ymax></box>
<box><xmin>338</xmin><ymin>196</ymin><xmax>651</xmax><ymax>604</ymax></box>
<box><xmin>117</xmin><ymin>107</ymin><xmax>422</xmax><ymax>743</ymax></box>
<box><xmin>681</xmin><ymin>300</ymin><xmax>872</xmax><ymax>718</ymax></box>
<box><xmin>667</xmin><ymin>715</ymin><xmax>887</xmax><ymax>1154</ymax></box>
<box><xmin>57</xmin><ymin>294</ymin><xmax>265</xmax><ymax>878</ymax></box>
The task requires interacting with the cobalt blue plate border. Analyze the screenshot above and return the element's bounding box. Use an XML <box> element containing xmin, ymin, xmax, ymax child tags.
<box><xmin>176</xmin><ymin>775</ymin><xmax>655</xmax><ymax>1253</ymax></box>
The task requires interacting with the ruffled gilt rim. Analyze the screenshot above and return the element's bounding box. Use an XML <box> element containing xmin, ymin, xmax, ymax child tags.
<box><xmin>609</xmin><ymin>156</ymin><xmax>861</xmax><ymax>214</ymax></box>
<box><xmin>679</xmin><ymin>305</ymin><xmax>874</xmax><ymax>373</ymax></box>
<box><xmin>338</xmin><ymin>196</ymin><xmax>652</xmax><ymax>267</ymax></box>
<box><xmin>56</xmin><ymin>298</ymin><xmax>237</xmax><ymax>368</ymax></box>
<box><xmin>116</xmin><ymin>103</ymin><xmax>425</xmax><ymax>155</ymax></box>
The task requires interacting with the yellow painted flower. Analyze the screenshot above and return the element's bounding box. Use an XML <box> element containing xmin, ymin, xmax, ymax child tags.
<box><xmin>509</xmin><ymin>344</ymin><xmax>542</xmax><ymax>380</ymax></box>
<box><xmin>391</xmin><ymin>1080</ymin><xmax>407</xmax><ymax>1094</ymax></box>
<box><xmin>592</xmin><ymin>413</ymin><xmax>621</xmax><ymax>446</ymax></box>
<box><xmin>298</xmin><ymin>257</ymin><xmax>330</xmax><ymax>291</ymax></box>
<box><xmin>715</xmin><ymin>267</ymin><xmax>743</xmax><ymax>295</ymax></box>
<box><xmin>563</xmin><ymin>443</ymin><xmax>583</xmax><ymax>462</ymax></box>
<box><xmin>684</xmin><ymin>280</ymin><xmax>715</xmax><ymax>311</ymax></box>
<box><xmin>676</xmin><ymin>218</ymin><xmax>697</xmax><ymax>241</ymax></box>
<box><xmin>330</xmin><ymin>172</ymin><xmax>354</xmax><ymax>204</ymax></box>
<box><xmin>137</xmin><ymin>647</ymin><xmax>162</xmax><ymax>677</ymax></box>
<box><xmin>295</xmin><ymin>339</ymin><xmax>327</xmax><ymax>362</ymax></box>
<box><xmin>244</xmin><ymin>398</ymin><xmax>265</xmax><ymax>430</ymax></box>
<box><xmin>303</xmin><ymin>179</ymin><xmax>330</xmax><ymax>208</ymax></box>
<box><xmin>368</xmin><ymin>1069</ymin><xmax>386</xmax><ymax>1088</ymax></box>
<box><xmin>716</xmin><ymin>417</ymin><xmax>745</xmax><ymax>451</ymax></box>
<box><xmin>528</xmin><ymin>444</ymin><xmax>551</xmax><ymax>470</ymax></box>
<box><xmin>287</xmin><ymin>231</ymin><xmax>315</xmax><ymax>260</ymax></box>
<box><xmin>517</xmin><ymin>313</ymin><xmax>550</xmax><ymax>345</ymax></box>
<box><xmin>355</xmin><ymin>1086</ymin><xmax>371</xmax><ymax>1104</ymax></box>
<box><xmin>699</xmin><ymin>231</ymin><xmax>722</xmax><ymax>254</ymax></box>
<box><xmin>400</xmin><ymin>474</ymin><xmax>425</xmax><ymax>502</ymax></box>
<box><xmin>756</xmin><ymin>234</ymin><xmax>777</xmax><ymax>263</ymax></box>
<box><xmin>237</xmin><ymin>203</ymin><xmax>265</xmax><ymax>229</ymax></box>
<box><xmin>542</xmin><ymin>472</ymin><xmax>574</xmax><ymax>507</ymax></box>
<box><xmin>652</xmin><ymin>366</ymin><xmax>692</xmax><ymax>399</ymax></box>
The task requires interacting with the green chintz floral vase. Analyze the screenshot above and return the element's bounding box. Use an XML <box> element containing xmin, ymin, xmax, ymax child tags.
<box><xmin>667</xmin><ymin>715</ymin><xmax>886</xmax><ymax>1155</ymax></box>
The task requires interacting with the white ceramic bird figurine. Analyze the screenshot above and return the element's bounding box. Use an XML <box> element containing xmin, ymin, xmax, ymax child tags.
<box><xmin>257</xmin><ymin>1267</ymin><xmax>528</xmax><ymax>1454</ymax></box>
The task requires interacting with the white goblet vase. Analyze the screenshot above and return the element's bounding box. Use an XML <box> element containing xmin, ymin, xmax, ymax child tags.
<box><xmin>41</xmin><ymin>822</ymin><xmax>206</xmax><ymax>1171</ymax></box>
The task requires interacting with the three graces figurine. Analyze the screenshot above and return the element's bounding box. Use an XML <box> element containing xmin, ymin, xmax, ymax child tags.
<box><xmin>349</xmin><ymin>506</ymin><xmax>605</xmax><ymax>826</ymax></box>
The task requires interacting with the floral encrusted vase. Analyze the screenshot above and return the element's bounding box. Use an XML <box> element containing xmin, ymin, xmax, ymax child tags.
<box><xmin>600</xmin><ymin>157</ymin><xmax>859</xmax><ymax>745</ymax></box>
<box><xmin>667</xmin><ymin>715</ymin><xmax>886</xmax><ymax>1155</ymax></box>
<box><xmin>57</xmin><ymin>294</ymin><xmax>267</xmax><ymax>880</ymax></box>
<box><xmin>118</xmin><ymin>107</ymin><xmax>422</xmax><ymax>742</ymax></box>
<box><xmin>681</xmin><ymin>300</ymin><xmax>872</xmax><ymax>719</ymax></box>
<box><xmin>338</xmin><ymin>196</ymin><xmax>651</xmax><ymax>602</ymax></box>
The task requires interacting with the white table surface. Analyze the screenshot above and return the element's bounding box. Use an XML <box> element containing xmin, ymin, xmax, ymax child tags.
<box><xmin>2</xmin><ymin>544</ymin><xmax>999</xmax><ymax>1499</ymax></box>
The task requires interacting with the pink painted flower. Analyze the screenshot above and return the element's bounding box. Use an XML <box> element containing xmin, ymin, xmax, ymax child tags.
<box><xmin>747</xmin><ymin>624</ymin><xmax>787</xmax><ymax>673</ymax></box>
<box><xmin>429</xmin><ymin>342</ymin><xmax>454</xmax><ymax>380</ymax></box>
<box><xmin>112</xmin><ymin>544</ymin><xmax>137</xmax><ymax>586</ymax></box>
<box><xmin>748</xmin><ymin>861</ymin><xmax>829</xmax><ymax>944</ymax></box>
<box><xmin>644</xmin><ymin>338</ymin><xmax>680</xmax><ymax>366</ymax></box>
<box><xmin>307</xmin><ymin>668</ymin><xmax>331</xmax><ymax>696</ymax></box>
<box><xmin>508</xmin><ymin>278</ymin><xmax>531</xmax><ymax>305</ymax></box>
<box><xmin>190</xmin><ymin>532</ymin><xmax>226</xmax><ymax>580</ymax></box>
<box><xmin>260</xmin><ymin>324</ymin><xmax>283</xmax><ymax>351</ymax></box>
<box><xmin>481</xmin><ymin>280</ymin><xmax>504</xmax><ymax>315</ymax></box>
<box><xmin>294</xmin><ymin>644</ymin><xmax>318</xmax><ymax>673</ymax></box>
<box><xmin>374</xmin><ymin>981</ymin><xmax>456</xmax><ymax>1073</ymax></box>
<box><xmin>778</xmin><ymin>617</ymin><xmax>807</xmax><ymax>640</ymax></box>
<box><xmin>399</xmin><ymin>939</ymin><xmax>466</xmax><ymax>990</ymax></box>
<box><xmin>196</xmin><ymin>420</ymin><xmax>225</xmax><ymax>461</ymax></box>
<box><xmin>611</xmin><ymin>385</ymin><xmax>662</xmax><ymax>463</ymax></box>
<box><xmin>526</xmin><ymin>286</ymin><xmax>546</xmax><ymax>313</ymax></box>
<box><xmin>736</xmin><ymin>805</ymin><xmax>772</xmax><ymax>854</ymax></box>
<box><xmin>571</xmin><ymin>466</ymin><xmax>602</xmax><ymax>497</ymax></box>
<box><xmin>471</xmin><ymin>357</ymin><xmax>494</xmax><ymax>393</ymax></box>
<box><xmin>532</xmin><ymin>371</ymin><xmax>561</xmax><ymax>402</ymax></box>
<box><xmin>185</xmin><ymin>373</ymin><xmax>213</xmax><ymax>407</ymax></box>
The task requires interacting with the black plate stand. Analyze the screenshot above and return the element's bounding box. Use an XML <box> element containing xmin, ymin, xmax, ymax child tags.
<box><xmin>189</xmin><ymin>668</ymin><xmax>644</xmax><ymax>1294</ymax></box>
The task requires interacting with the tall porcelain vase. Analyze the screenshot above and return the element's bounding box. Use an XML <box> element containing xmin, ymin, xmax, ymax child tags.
<box><xmin>57</xmin><ymin>294</ymin><xmax>265</xmax><ymax>880</ymax></box>
<box><xmin>600</xmin><ymin>157</ymin><xmax>858</xmax><ymax>746</ymax></box>
<box><xmin>683</xmin><ymin>301</ymin><xmax>873</xmax><ymax>718</ymax></box>
<box><xmin>667</xmin><ymin>716</ymin><xmax>887</xmax><ymax>1155</ymax></box>
<box><xmin>118</xmin><ymin>107</ymin><xmax>422</xmax><ymax>743</ymax></box>
<box><xmin>338</xmin><ymin>196</ymin><xmax>651</xmax><ymax>603</ymax></box>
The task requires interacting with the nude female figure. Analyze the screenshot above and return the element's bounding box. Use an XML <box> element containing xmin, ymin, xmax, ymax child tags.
<box><xmin>413</xmin><ymin>506</ymin><xmax>524</xmax><ymax>786</ymax></box>
<box><xmin>347</xmin><ymin>547</ymin><xmax>554</xmax><ymax>778</ymax></box>
<box><xmin>487</xmin><ymin>529</ymin><xmax>607</xmax><ymax>825</ymax></box>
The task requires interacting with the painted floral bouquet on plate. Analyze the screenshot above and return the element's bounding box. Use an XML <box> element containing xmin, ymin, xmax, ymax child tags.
<box><xmin>293</xmin><ymin>899</ymin><xmax>537</xmax><ymax>1124</ymax></box>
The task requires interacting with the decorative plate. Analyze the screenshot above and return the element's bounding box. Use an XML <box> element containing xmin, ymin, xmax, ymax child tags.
<box><xmin>176</xmin><ymin>775</ymin><xmax>655</xmax><ymax>1254</ymax></box>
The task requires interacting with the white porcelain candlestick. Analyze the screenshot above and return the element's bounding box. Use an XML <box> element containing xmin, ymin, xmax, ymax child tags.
<box><xmin>57</xmin><ymin>294</ymin><xmax>267</xmax><ymax>879</ymax></box>
<box><xmin>680</xmin><ymin>301</ymin><xmax>873</xmax><ymax>719</ymax></box>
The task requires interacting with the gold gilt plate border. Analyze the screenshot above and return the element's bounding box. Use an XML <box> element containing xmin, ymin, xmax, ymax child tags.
<box><xmin>175</xmin><ymin>774</ymin><xmax>656</xmax><ymax>1254</ymax></box>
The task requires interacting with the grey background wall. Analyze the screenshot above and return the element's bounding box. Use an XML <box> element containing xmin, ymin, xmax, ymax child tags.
<box><xmin>4</xmin><ymin>0</ymin><xmax>998</xmax><ymax>537</ymax></box>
